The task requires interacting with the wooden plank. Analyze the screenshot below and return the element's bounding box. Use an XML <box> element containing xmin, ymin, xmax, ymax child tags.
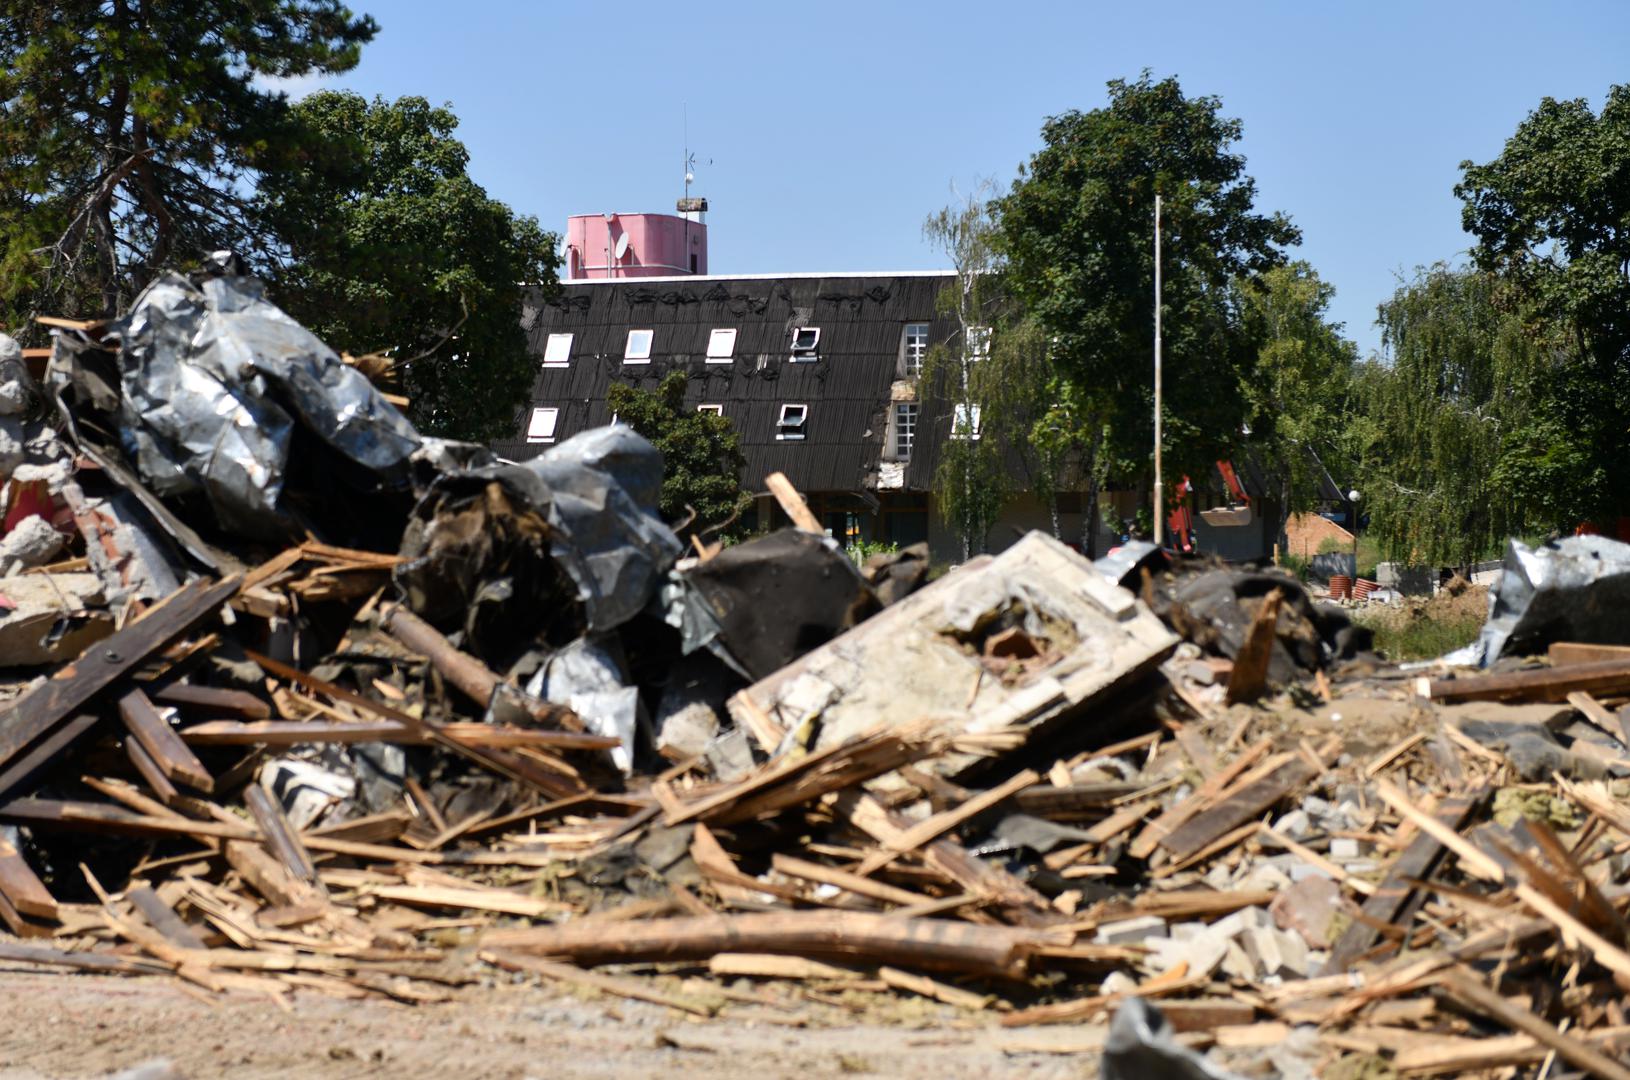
<box><xmin>124</xmin><ymin>738</ymin><xmax>179</xmax><ymax>802</ymax></box>
<box><xmin>1225</xmin><ymin>589</ymin><xmax>1282</xmax><ymax>703</ymax></box>
<box><xmin>1440</xmin><ymin>974</ymin><xmax>1630</xmax><ymax>1080</ymax></box>
<box><xmin>1326</xmin><ymin>789</ymin><xmax>1484</xmax><ymax>972</ymax></box>
<box><xmin>1371</xmin><ymin>778</ymin><xmax>1503</xmax><ymax>882</ymax></box>
<box><xmin>1549</xmin><ymin>641</ymin><xmax>1630</xmax><ymax>667</ymax></box>
<box><xmin>875</xmin><ymin>769</ymin><xmax>1040</xmax><ymax>857</ymax></box>
<box><xmin>708</xmin><ymin>953</ymin><xmax>859</xmax><ymax>980</ymax></box>
<box><xmin>0</xmin><ymin>834</ymin><xmax>58</xmax><ymax>921</ymax></box>
<box><xmin>0</xmin><ymin>798</ymin><xmax>258</xmax><ymax>841</ymax></box>
<box><xmin>1159</xmin><ymin>754</ymin><xmax>1320</xmax><ymax>860</ymax></box>
<box><xmin>1418</xmin><ymin>658</ymin><xmax>1630</xmax><ymax>704</ymax></box>
<box><xmin>764</xmin><ymin>471</ymin><xmax>823</xmax><ymax>533</ymax></box>
<box><xmin>117</xmin><ymin>693</ymin><xmax>211</xmax><ymax>794</ymax></box>
<box><xmin>0</xmin><ymin>576</ymin><xmax>240</xmax><ymax>778</ymax></box>
<box><xmin>878</xmin><ymin>965</ymin><xmax>991</xmax><ymax>1010</ymax></box>
<box><xmin>244</xmin><ymin>649</ymin><xmax>583</xmax><ymax>800</ymax></box>
<box><xmin>151</xmin><ymin>682</ymin><xmax>271</xmax><ymax>719</ymax></box>
<box><xmin>177</xmin><ymin>719</ymin><xmax>619</xmax><ymax>749</ymax></box>
<box><xmin>127</xmin><ymin>884</ymin><xmax>208</xmax><ymax>950</ymax></box>
<box><xmin>243</xmin><ymin>784</ymin><xmax>318</xmax><ymax>884</ymax></box>
<box><xmin>1568</xmin><ymin>690</ymin><xmax>1630</xmax><ymax>746</ymax></box>
<box><xmin>770</xmin><ymin>853</ymin><xmax>928</xmax><ymax>907</ymax></box>
<box><xmin>372</xmin><ymin>884</ymin><xmax>564</xmax><ymax>919</ymax></box>
<box><xmin>1128</xmin><ymin>738</ymin><xmax>1272</xmax><ymax>859</ymax></box>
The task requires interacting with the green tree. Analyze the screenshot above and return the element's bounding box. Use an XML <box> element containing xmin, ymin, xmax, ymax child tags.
<box><xmin>1234</xmin><ymin>261</ymin><xmax>1359</xmax><ymax>532</ymax></box>
<box><xmin>996</xmin><ymin>72</ymin><xmax>1299</xmax><ymax>554</ymax></box>
<box><xmin>0</xmin><ymin>0</ymin><xmax>375</xmax><ymax>327</ymax></box>
<box><xmin>605</xmin><ymin>372</ymin><xmax>750</xmax><ymax>536</ymax></box>
<box><xmin>1352</xmin><ymin>265</ymin><xmax>1553</xmax><ymax>566</ymax></box>
<box><xmin>256</xmin><ymin>91</ymin><xmax>556</xmax><ymax>441</ymax></box>
<box><xmin>1456</xmin><ymin>85</ymin><xmax>1630</xmax><ymax>527</ymax></box>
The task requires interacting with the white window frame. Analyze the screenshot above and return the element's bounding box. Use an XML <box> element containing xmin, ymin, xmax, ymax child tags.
<box><xmin>901</xmin><ymin>322</ymin><xmax>929</xmax><ymax>378</ymax></box>
<box><xmin>542</xmin><ymin>333</ymin><xmax>573</xmax><ymax>367</ymax></box>
<box><xmin>891</xmin><ymin>401</ymin><xmax>918</xmax><ymax>460</ymax></box>
<box><xmin>967</xmin><ymin>325</ymin><xmax>991</xmax><ymax>360</ymax></box>
<box><xmin>790</xmin><ymin>326</ymin><xmax>821</xmax><ymax>361</ymax></box>
<box><xmin>697</xmin><ymin>404</ymin><xmax>723</xmax><ymax>416</ymax></box>
<box><xmin>952</xmin><ymin>403</ymin><xmax>982</xmax><ymax>441</ymax></box>
<box><xmin>624</xmin><ymin>328</ymin><xmax>654</xmax><ymax>363</ymax></box>
<box><xmin>776</xmin><ymin>403</ymin><xmax>809</xmax><ymax>441</ymax></box>
<box><xmin>705</xmin><ymin>328</ymin><xmax>737</xmax><ymax>363</ymax></box>
<box><xmin>525</xmin><ymin>406</ymin><xmax>560</xmax><ymax>443</ymax></box>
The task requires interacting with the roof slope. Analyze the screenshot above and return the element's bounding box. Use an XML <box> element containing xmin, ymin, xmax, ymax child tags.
<box><xmin>493</xmin><ymin>274</ymin><xmax>959</xmax><ymax>495</ymax></box>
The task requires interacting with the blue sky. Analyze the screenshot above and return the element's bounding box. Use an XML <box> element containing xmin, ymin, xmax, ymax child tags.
<box><xmin>293</xmin><ymin>0</ymin><xmax>1630</xmax><ymax>356</ymax></box>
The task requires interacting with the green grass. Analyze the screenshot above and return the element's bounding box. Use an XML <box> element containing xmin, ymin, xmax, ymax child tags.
<box><xmin>1354</xmin><ymin>609</ymin><xmax>1485</xmax><ymax>661</ymax></box>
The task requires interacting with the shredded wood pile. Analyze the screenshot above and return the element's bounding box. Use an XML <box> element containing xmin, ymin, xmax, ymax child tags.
<box><xmin>7</xmin><ymin>268</ymin><xmax>1630</xmax><ymax>1077</ymax></box>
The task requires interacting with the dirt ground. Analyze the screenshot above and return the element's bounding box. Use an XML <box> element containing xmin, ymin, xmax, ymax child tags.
<box><xmin>0</xmin><ymin>968</ymin><xmax>1107</xmax><ymax>1080</ymax></box>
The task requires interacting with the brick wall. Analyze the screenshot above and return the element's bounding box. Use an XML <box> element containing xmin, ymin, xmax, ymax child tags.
<box><xmin>1284</xmin><ymin>511</ymin><xmax>1353</xmax><ymax>559</ymax></box>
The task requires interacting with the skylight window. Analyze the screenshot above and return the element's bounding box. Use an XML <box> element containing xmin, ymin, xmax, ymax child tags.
<box><xmin>967</xmin><ymin>326</ymin><xmax>991</xmax><ymax>360</ymax></box>
<box><xmin>624</xmin><ymin>328</ymin><xmax>654</xmax><ymax>362</ymax></box>
<box><xmin>790</xmin><ymin>327</ymin><xmax>820</xmax><ymax>361</ymax></box>
<box><xmin>697</xmin><ymin>404</ymin><xmax>723</xmax><ymax>416</ymax></box>
<box><xmin>706</xmin><ymin>328</ymin><xmax>737</xmax><ymax>362</ymax></box>
<box><xmin>526</xmin><ymin>406</ymin><xmax>559</xmax><ymax>443</ymax></box>
<box><xmin>542</xmin><ymin>333</ymin><xmax>573</xmax><ymax>367</ymax></box>
<box><xmin>777</xmin><ymin>403</ymin><xmax>809</xmax><ymax>440</ymax></box>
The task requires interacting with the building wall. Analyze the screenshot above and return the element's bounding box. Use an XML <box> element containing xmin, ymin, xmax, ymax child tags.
<box><xmin>565</xmin><ymin>213</ymin><xmax>708</xmax><ymax>279</ymax></box>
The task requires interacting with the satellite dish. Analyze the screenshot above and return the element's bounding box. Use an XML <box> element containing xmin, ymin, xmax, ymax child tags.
<box><xmin>613</xmin><ymin>233</ymin><xmax>630</xmax><ymax>260</ymax></box>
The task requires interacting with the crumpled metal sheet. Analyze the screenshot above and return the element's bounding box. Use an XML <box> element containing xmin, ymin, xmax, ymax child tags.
<box><xmin>1462</xmin><ymin>535</ymin><xmax>1630</xmax><ymax>666</ymax></box>
<box><xmin>105</xmin><ymin>262</ymin><xmax>421</xmax><ymax>538</ymax></box>
<box><xmin>524</xmin><ymin>425</ymin><xmax>680</xmax><ymax>633</ymax></box>
<box><xmin>1101</xmin><ymin>999</ymin><xmax>1243</xmax><ymax>1080</ymax></box>
<box><xmin>663</xmin><ymin>528</ymin><xmax>873</xmax><ymax>681</ymax></box>
<box><xmin>524</xmin><ymin>634</ymin><xmax>642</xmax><ymax>774</ymax></box>
<box><xmin>1094</xmin><ymin>540</ymin><xmax>1169</xmax><ymax>591</ymax></box>
<box><xmin>396</xmin><ymin>425</ymin><xmax>679</xmax><ymax>644</ymax></box>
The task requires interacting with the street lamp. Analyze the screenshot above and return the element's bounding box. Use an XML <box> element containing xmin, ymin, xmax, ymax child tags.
<box><xmin>1348</xmin><ymin>489</ymin><xmax>1361</xmax><ymax>588</ymax></box>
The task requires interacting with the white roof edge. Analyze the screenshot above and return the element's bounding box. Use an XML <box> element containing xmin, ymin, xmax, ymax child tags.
<box><xmin>555</xmin><ymin>269</ymin><xmax>956</xmax><ymax>286</ymax></box>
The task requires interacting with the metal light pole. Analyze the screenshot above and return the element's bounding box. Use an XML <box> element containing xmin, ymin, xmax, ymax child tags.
<box><xmin>1152</xmin><ymin>195</ymin><xmax>1164</xmax><ymax>546</ymax></box>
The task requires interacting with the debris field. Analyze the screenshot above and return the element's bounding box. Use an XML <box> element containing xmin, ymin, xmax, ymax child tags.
<box><xmin>7</xmin><ymin>257</ymin><xmax>1630</xmax><ymax>1077</ymax></box>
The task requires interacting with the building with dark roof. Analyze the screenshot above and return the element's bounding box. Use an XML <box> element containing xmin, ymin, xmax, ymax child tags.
<box><xmin>494</xmin><ymin>206</ymin><xmax>1294</xmax><ymax>563</ymax></box>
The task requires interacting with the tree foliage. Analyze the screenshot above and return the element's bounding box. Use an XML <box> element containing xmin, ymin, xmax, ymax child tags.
<box><xmin>256</xmin><ymin>92</ymin><xmax>556</xmax><ymax>442</ymax></box>
<box><xmin>605</xmin><ymin>372</ymin><xmax>749</xmax><ymax>536</ymax></box>
<box><xmin>1456</xmin><ymin>84</ymin><xmax>1630</xmax><ymax>526</ymax></box>
<box><xmin>0</xmin><ymin>0</ymin><xmax>376</xmax><ymax>327</ymax></box>
<box><xmin>996</xmin><ymin>72</ymin><xmax>1299</xmax><ymax>552</ymax></box>
<box><xmin>1351</xmin><ymin>266</ymin><xmax>1554</xmax><ymax>566</ymax></box>
<box><xmin>1234</xmin><ymin>262</ymin><xmax>1358</xmax><ymax>520</ymax></box>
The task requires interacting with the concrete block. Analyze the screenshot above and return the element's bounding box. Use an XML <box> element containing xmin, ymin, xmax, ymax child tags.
<box><xmin>1243</xmin><ymin>925</ymin><xmax>1313</xmax><ymax>979</ymax></box>
<box><xmin>1212</xmin><ymin>905</ymin><xmax>1272</xmax><ymax>940</ymax></box>
<box><xmin>1146</xmin><ymin>931</ymin><xmax>1227</xmax><ymax>977</ymax></box>
<box><xmin>1237</xmin><ymin>861</ymin><xmax>1292</xmax><ymax>892</ymax></box>
<box><xmin>1328</xmin><ymin>837</ymin><xmax>1361</xmax><ymax>861</ymax></box>
<box><xmin>1221</xmin><ymin>939</ymin><xmax>1256</xmax><ymax>980</ymax></box>
<box><xmin>1093</xmin><ymin>915</ymin><xmax>1169</xmax><ymax>946</ymax></box>
<box><xmin>1273</xmin><ymin>809</ymin><xmax>1313</xmax><ymax>840</ymax></box>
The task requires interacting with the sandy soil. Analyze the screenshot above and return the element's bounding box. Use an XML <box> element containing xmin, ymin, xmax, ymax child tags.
<box><xmin>0</xmin><ymin>968</ymin><xmax>1102</xmax><ymax>1080</ymax></box>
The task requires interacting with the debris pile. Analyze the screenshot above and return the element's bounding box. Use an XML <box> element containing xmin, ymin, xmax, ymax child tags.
<box><xmin>5</xmin><ymin>260</ymin><xmax>1630</xmax><ymax>1075</ymax></box>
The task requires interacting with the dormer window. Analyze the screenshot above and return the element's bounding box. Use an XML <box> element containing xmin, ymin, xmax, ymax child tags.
<box><xmin>542</xmin><ymin>333</ymin><xmax>573</xmax><ymax>367</ymax></box>
<box><xmin>706</xmin><ymin>328</ymin><xmax>737</xmax><ymax>363</ymax></box>
<box><xmin>790</xmin><ymin>327</ymin><xmax>820</xmax><ymax>361</ymax></box>
<box><xmin>624</xmin><ymin>329</ymin><xmax>654</xmax><ymax>363</ymax></box>
<box><xmin>776</xmin><ymin>403</ymin><xmax>808</xmax><ymax>440</ymax></box>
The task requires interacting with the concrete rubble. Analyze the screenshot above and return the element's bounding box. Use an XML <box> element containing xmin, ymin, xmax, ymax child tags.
<box><xmin>3</xmin><ymin>259</ymin><xmax>1630</xmax><ymax>1078</ymax></box>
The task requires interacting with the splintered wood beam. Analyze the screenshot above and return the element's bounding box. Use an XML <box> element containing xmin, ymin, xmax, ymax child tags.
<box><xmin>1326</xmin><ymin>788</ymin><xmax>1485</xmax><ymax>972</ymax></box>
<box><xmin>1549</xmin><ymin>641</ymin><xmax>1630</xmax><ymax>667</ymax></box>
<box><xmin>1158</xmin><ymin>747</ymin><xmax>1328</xmax><ymax>860</ymax></box>
<box><xmin>0</xmin><ymin>833</ymin><xmax>58</xmax><ymax>922</ymax></box>
<box><xmin>0</xmin><ymin>576</ymin><xmax>241</xmax><ymax>789</ymax></box>
<box><xmin>124</xmin><ymin>739</ymin><xmax>179</xmax><ymax>803</ymax></box>
<box><xmin>1417</xmin><ymin>658</ymin><xmax>1630</xmax><ymax>704</ymax></box>
<box><xmin>151</xmin><ymin>682</ymin><xmax>272</xmax><ymax>720</ymax></box>
<box><xmin>176</xmin><ymin>719</ymin><xmax>619</xmax><ymax>750</ymax></box>
<box><xmin>127</xmin><ymin>884</ymin><xmax>208</xmax><ymax>950</ymax></box>
<box><xmin>244</xmin><ymin>649</ymin><xmax>583</xmax><ymax>800</ymax></box>
<box><xmin>244</xmin><ymin>785</ymin><xmax>318</xmax><ymax>885</ymax></box>
<box><xmin>1225</xmin><ymin>589</ymin><xmax>1283</xmax><ymax>704</ymax></box>
<box><xmin>764</xmin><ymin>471</ymin><xmax>823</xmax><ymax>534</ymax></box>
<box><xmin>482</xmin><ymin>911</ymin><xmax>1070</xmax><ymax>980</ymax></box>
<box><xmin>118</xmin><ymin>689</ymin><xmax>213</xmax><ymax>792</ymax></box>
<box><xmin>1441</xmin><ymin>968</ymin><xmax>1630</xmax><ymax>1080</ymax></box>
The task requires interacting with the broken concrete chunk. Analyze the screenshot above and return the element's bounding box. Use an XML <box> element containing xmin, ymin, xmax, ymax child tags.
<box><xmin>729</xmin><ymin>532</ymin><xmax>1178</xmax><ymax>785</ymax></box>
<box><xmin>1270</xmin><ymin>876</ymin><xmax>1357</xmax><ymax>950</ymax></box>
<box><xmin>0</xmin><ymin>572</ymin><xmax>112</xmax><ymax>666</ymax></box>
<box><xmin>1242</xmin><ymin>924</ymin><xmax>1312</xmax><ymax>978</ymax></box>
<box><xmin>0</xmin><ymin>515</ymin><xmax>64</xmax><ymax>574</ymax></box>
<box><xmin>1145</xmin><ymin>929</ymin><xmax>1228</xmax><ymax>977</ymax></box>
<box><xmin>1093</xmin><ymin>914</ymin><xmax>1169</xmax><ymax>946</ymax></box>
